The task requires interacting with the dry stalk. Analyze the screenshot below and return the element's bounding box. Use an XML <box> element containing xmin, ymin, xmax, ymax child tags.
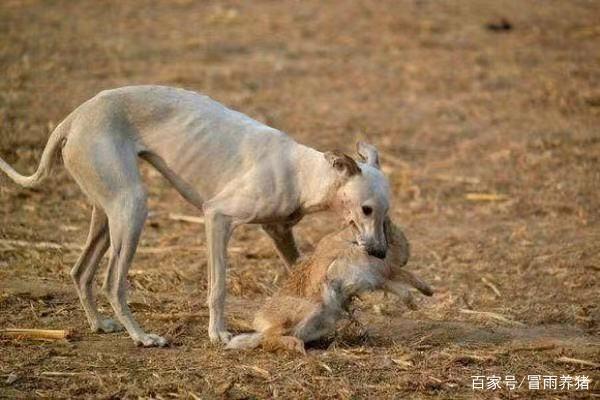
<box><xmin>0</xmin><ymin>239</ymin><xmax>243</xmax><ymax>254</ymax></box>
<box><xmin>460</xmin><ymin>309</ymin><xmax>525</xmax><ymax>327</ymax></box>
<box><xmin>168</xmin><ymin>213</ymin><xmax>205</xmax><ymax>224</ymax></box>
<box><xmin>481</xmin><ymin>277</ymin><xmax>501</xmax><ymax>297</ymax></box>
<box><xmin>556</xmin><ymin>356</ymin><xmax>600</xmax><ymax>368</ymax></box>
<box><xmin>465</xmin><ymin>193</ymin><xmax>508</xmax><ymax>202</ymax></box>
<box><xmin>1</xmin><ymin>328</ymin><xmax>73</xmax><ymax>341</ymax></box>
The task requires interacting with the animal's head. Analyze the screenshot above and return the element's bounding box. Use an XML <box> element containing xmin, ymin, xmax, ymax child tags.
<box><xmin>325</xmin><ymin>142</ymin><xmax>390</xmax><ymax>259</ymax></box>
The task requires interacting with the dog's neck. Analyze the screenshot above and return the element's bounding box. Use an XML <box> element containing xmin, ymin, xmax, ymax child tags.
<box><xmin>293</xmin><ymin>144</ymin><xmax>341</xmax><ymax>214</ymax></box>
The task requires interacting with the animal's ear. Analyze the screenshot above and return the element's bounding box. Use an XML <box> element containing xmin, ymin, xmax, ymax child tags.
<box><xmin>356</xmin><ymin>141</ymin><xmax>380</xmax><ymax>169</ymax></box>
<box><xmin>324</xmin><ymin>151</ymin><xmax>361</xmax><ymax>177</ymax></box>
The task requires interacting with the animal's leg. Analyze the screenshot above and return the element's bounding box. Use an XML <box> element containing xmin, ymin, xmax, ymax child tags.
<box><xmin>101</xmin><ymin>188</ymin><xmax>167</xmax><ymax>347</ymax></box>
<box><xmin>384</xmin><ymin>280</ymin><xmax>417</xmax><ymax>310</ymax></box>
<box><xmin>261</xmin><ymin>223</ymin><xmax>300</xmax><ymax>274</ymax></box>
<box><xmin>62</xmin><ymin>126</ymin><xmax>165</xmax><ymax>346</ymax></box>
<box><xmin>279</xmin><ymin>336</ymin><xmax>306</xmax><ymax>354</ymax></box>
<box><xmin>204</xmin><ymin>208</ymin><xmax>234</xmax><ymax>343</ymax></box>
<box><xmin>259</xmin><ymin>323</ymin><xmax>305</xmax><ymax>354</ymax></box>
<box><xmin>266</xmin><ymin>335</ymin><xmax>306</xmax><ymax>355</ymax></box>
<box><xmin>294</xmin><ymin>307</ymin><xmax>338</xmax><ymax>344</ymax></box>
<box><xmin>70</xmin><ymin>206</ymin><xmax>122</xmax><ymax>333</ymax></box>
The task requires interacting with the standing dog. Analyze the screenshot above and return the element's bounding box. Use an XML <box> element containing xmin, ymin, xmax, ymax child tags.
<box><xmin>226</xmin><ymin>218</ymin><xmax>433</xmax><ymax>354</ymax></box>
<box><xmin>0</xmin><ymin>86</ymin><xmax>390</xmax><ymax>346</ymax></box>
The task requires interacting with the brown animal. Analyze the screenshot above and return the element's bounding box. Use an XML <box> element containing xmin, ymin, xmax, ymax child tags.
<box><xmin>226</xmin><ymin>219</ymin><xmax>433</xmax><ymax>354</ymax></box>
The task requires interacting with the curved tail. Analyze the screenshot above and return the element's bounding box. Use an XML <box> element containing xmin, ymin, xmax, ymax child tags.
<box><xmin>225</xmin><ymin>332</ymin><xmax>264</xmax><ymax>350</ymax></box>
<box><xmin>0</xmin><ymin>121</ymin><xmax>69</xmax><ymax>188</ymax></box>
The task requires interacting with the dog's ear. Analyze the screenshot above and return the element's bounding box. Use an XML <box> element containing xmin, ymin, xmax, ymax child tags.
<box><xmin>356</xmin><ymin>141</ymin><xmax>380</xmax><ymax>169</ymax></box>
<box><xmin>324</xmin><ymin>151</ymin><xmax>361</xmax><ymax>177</ymax></box>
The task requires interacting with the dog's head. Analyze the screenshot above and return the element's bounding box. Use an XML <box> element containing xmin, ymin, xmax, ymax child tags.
<box><xmin>325</xmin><ymin>142</ymin><xmax>390</xmax><ymax>259</ymax></box>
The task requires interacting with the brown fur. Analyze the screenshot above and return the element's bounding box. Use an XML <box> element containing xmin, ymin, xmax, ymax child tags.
<box><xmin>280</xmin><ymin>228</ymin><xmax>351</xmax><ymax>299</ymax></box>
<box><xmin>324</xmin><ymin>150</ymin><xmax>362</xmax><ymax>176</ymax></box>
<box><xmin>227</xmin><ymin>218</ymin><xmax>433</xmax><ymax>354</ymax></box>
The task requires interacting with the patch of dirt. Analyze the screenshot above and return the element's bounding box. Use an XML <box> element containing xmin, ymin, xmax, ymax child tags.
<box><xmin>1</xmin><ymin>1</ymin><xmax>599</xmax><ymax>399</ymax></box>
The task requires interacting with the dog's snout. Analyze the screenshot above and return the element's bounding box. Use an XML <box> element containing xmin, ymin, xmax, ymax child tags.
<box><xmin>367</xmin><ymin>246</ymin><xmax>387</xmax><ymax>259</ymax></box>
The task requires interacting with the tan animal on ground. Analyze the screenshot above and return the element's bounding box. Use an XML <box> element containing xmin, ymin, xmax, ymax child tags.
<box><xmin>226</xmin><ymin>219</ymin><xmax>433</xmax><ymax>354</ymax></box>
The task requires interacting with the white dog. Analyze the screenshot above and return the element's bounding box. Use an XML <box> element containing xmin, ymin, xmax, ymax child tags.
<box><xmin>0</xmin><ymin>85</ymin><xmax>390</xmax><ymax>347</ymax></box>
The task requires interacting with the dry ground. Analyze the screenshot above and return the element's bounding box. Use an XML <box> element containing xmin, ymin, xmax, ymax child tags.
<box><xmin>1</xmin><ymin>1</ymin><xmax>599</xmax><ymax>399</ymax></box>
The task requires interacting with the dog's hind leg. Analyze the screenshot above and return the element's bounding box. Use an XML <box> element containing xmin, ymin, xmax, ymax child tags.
<box><xmin>70</xmin><ymin>206</ymin><xmax>123</xmax><ymax>333</ymax></box>
<box><xmin>261</xmin><ymin>223</ymin><xmax>300</xmax><ymax>273</ymax></box>
<box><xmin>101</xmin><ymin>186</ymin><xmax>167</xmax><ymax>347</ymax></box>
<box><xmin>63</xmin><ymin>131</ymin><xmax>166</xmax><ymax>347</ymax></box>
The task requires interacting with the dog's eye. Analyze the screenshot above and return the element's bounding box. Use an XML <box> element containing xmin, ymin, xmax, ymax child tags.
<box><xmin>362</xmin><ymin>206</ymin><xmax>373</xmax><ymax>216</ymax></box>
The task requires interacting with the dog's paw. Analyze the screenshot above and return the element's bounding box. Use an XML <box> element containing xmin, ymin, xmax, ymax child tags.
<box><xmin>94</xmin><ymin>318</ymin><xmax>124</xmax><ymax>333</ymax></box>
<box><xmin>209</xmin><ymin>330</ymin><xmax>232</xmax><ymax>344</ymax></box>
<box><xmin>134</xmin><ymin>333</ymin><xmax>169</xmax><ymax>348</ymax></box>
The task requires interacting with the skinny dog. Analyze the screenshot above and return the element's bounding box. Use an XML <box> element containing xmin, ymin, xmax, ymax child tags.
<box><xmin>0</xmin><ymin>86</ymin><xmax>391</xmax><ymax>346</ymax></box>
<box><xmin>226</xmin><ymin>219</ymin><xmax>433</xmax><ymax>354</ymax></box>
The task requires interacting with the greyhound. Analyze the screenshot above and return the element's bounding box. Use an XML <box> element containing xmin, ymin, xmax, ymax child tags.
<box><xmin>0</xmin><ymin>85</ymin><xmax>390</xmax><ymax>347</ymax></box>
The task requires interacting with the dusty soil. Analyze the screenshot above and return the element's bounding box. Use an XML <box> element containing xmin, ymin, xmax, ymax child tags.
<box><xmin>1</xmin><ymin>0</ymin><xmax>599</xmax><ymax>399</ymax></box>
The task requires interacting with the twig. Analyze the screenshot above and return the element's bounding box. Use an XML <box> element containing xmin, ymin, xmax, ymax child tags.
<box><xmin>0</xmin><ymin>239</ymin><xmax>244</xmax><ymax>254</ymax></box>
<box><xmin>481</xmin><ymin>277</ymin><xmax>501</xmax><ymax>297</ymax></box>
<box><xmin>390</xmin><ymin>357</ymin><xmax>413</xmax><ymax>369</ymax></box>
<box><xmin>189</xmin><ymin>392</ymin><xmax>202</xmax><ymax>400</ymax></box>
<box><xmin>0</xmin><ymin>328</ymin><xmax>72</xmax><ymax>340</ymax></box>
<box><xmin>465</xmin><ymin>193</ymin><xmax>508</xmax><ymax>202</ymax></box>
<box><xmin>239</xmin><ymin>365</ymin><xmax>271</xmax><ymax>379</ymax></box>
<box><xmin>460</xmin><ymin>309</ymin><xmax>525</xmax><ymax>327</ymax></box>
<box><xmin>556</xmin><ymin>356</ymin><xmax>600</xmax><ymax>368</ymax></box>
<box><xmin>168</xmin><ymin>213</ymin><xmax>205</xmax><ymax>224</ymax></box>
<box><xmin>40</xmin><ymin>371</ymin><xmax>83</xmax><ymax>377</ymax></box>
<box><xmin>508</xmin><ymin>344</ymin><xmax>557</xmax><ymax>352</ymax></box>
<box><xmin>0</xmin><ymin>239</ymin><xmax>81</xmax><ymax>251</ymax></box>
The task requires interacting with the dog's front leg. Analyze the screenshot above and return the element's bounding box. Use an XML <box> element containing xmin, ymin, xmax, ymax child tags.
<box><xmin>261</xmin><ymin>223</ymin><xmax>300</xmax><ymax>275</ymax></box>
<box><xmin>204</xmin><ymin>208</ymin><xmax>234</xmax><ymax>343</ymax></box>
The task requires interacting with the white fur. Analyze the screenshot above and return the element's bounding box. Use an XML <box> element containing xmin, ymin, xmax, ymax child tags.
<box><xmin>225</xmin><ymin>332</ymin><xmax>264</xmax><ymax>349</ymax></box>
<box><xmin>0</xmin><ymin>86</ymin><xmax>390</xmax><ymax>346</ymax></box>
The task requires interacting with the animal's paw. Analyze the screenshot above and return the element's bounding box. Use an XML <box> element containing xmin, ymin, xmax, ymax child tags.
<box><xmin>134</xmin><ymin>333</ymin><xmax>169</xmax><ymax>348</ymax></box>
<box><xmin>280</xmin><ymin>336</ymin><xmax>306</xmax><ymax>355</ymax></box>
<box><xmin>209</xmin><ymin>329</ymin><xmax>232</xmax><ymax>344</ymax></box>
<box><xmin>93</xmin><ymin>318</ymin><xmax>124</xmax><ymax>333</ymax></box>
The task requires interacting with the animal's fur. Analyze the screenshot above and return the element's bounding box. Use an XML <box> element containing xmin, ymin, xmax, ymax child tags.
<box><xmin>226</xmin><ymin>219</ymin><xmax>433</xmax><ymax>353</ymax></box>
<box><xmin>0</xmin><ymin>86</ymin><xmax>391</xmax><ymax>346</ymax></box>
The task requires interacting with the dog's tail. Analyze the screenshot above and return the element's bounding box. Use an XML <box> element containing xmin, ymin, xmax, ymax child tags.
<box><xmin>0</xmin><ymin>119</ymin><xmax>70</xmax><ymax>188</ymax></box>
<box><xmin>225</xmin><ymin>332</ymin><xmax>264</xmax><ymax>350</ymax></box>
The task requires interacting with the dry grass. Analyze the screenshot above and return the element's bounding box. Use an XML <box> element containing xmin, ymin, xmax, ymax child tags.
<box><xmin>1</xmin><ymin>0</ymin><xmax>599</xmax><ymax>399</ymax></box>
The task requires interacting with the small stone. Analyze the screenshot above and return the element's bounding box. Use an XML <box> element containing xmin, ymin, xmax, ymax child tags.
<box><xmin>6</xmin><ymin>373</ymin><xmax>18</xmax><ymax>384</ymax></box>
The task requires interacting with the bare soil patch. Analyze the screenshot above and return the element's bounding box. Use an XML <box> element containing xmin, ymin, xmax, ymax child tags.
<box><xmin>1</xmin><ymin>1</ymin><xmax>599</xmax><ymax>398</ymax></box>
